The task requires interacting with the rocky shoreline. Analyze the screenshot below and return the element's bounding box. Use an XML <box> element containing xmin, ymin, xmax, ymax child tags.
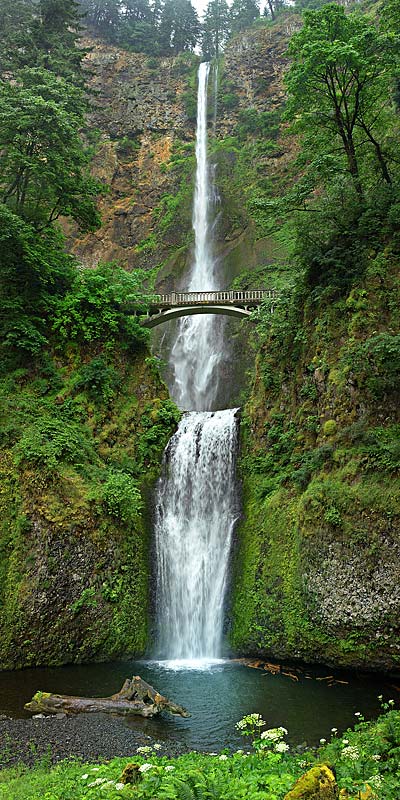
<box><xmin>0</xmin><ymin>714</ymin><xmax>189</xmax><ymax>769</ymax></box>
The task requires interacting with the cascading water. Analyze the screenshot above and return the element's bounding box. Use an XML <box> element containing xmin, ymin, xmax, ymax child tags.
<box><xmin>154</xmin><ymin>64</ymin><xmax>238</xmax><ymax>663</ymax></box>
<box><xmin>170</xmin><ymin>61</ymin><xmax>225</xmax><ymax>412</ymax></box>
<box><xmin>155</xmin><ymin>410</ymin><xmax>239</xmax><ymax>661</ymax></box>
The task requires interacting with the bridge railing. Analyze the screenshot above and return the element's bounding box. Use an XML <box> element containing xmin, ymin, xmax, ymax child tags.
<box><xmin>149</xmin><ymin>290</ymin><xmax>278</xmax><ymax>307</ymax></box>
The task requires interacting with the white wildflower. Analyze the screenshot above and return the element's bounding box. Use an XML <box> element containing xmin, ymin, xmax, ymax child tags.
<box><xmin>88</xmin><ymin>777</ymin><xmax>108</xmax><ymax>787</ymax></box>
<box><xmin>136</xmin><ymin>745</ymin><xmax>153</xmax><ymax>754</ymax></box>
<box><xmin>342</xmin><ymin>739</ymin><xmax>349</xmax><ymax>745</ymax></box>
<box><xmin>138</xmin><ymin>763</ymin><xmax>155</xmax><ymax>773</ymax></box>
<box><xmin>219</xmin><ymin>754</ymin><xmax>228</xmax><ymax>761</ymax></box>
<box><xmin>91</xmin><ymin>767</ymin><xmax>100</xmax><ymax>772</ymax></box>
<box><xmin>81</xmin><ymin>774</ymin><xmax>89</xmax><ymax>780</ymax></box>
<box><xmin>319</xmin><ymin>738</ymin><xmax>326</xmax><ymax>745</ymax></box>
<box><xmin>261</xmin><ymin>727</ymin><xmax>285</xmax><ymax>742</ymax></box>
<box><xmin>365</xmin><ymin>775</ymin><xmax>383</xmax><ymax>789</ymax></box>
<box><xmin>299</xmin><ymin>760</ymin><xmax>307</xmax><ymax>769</ymax></box>
<box><xmin>115</xmin><ymin>783</ymin><xmax>125</xmax><ymax>790</ymax></box>
<box><xmin>341</xmin><ymin>746</ymin><xmax>360</xmax><ymax>761</ymax></box>
<box><xmin>331</xmin><ymin>728</ymin><xmax>338</xmax><ymax>733</ymax></box>
<box><xmin>236</xmin><ymin>713</ymin><xmax>266</xmax><ymax>730</ymax></box>
<box><xmin>371</xmin><ymin>754</ymin><xmax>381</xmax><ymax>761</ymax></box>
<box><xmin>354</xmin><ymin>712</ymin><xmax>362</xmax><ymax>717</ymax></box>
<box><xmin>377</xmin><ymin>695</ymin><xmax>383</xmax><ymax>701</ymax></box>
<box><xmin>236</xmin><ymin>749</ymin><xmax>244</xmax><ymax>754</ymax></box>
<box><xmin>208</xmin><ymin>752</ymin><xmax>218</xmax><ymax>756</ymax></box>
<box><xmin>275</xmin><ymin>742</ymin><xmax>289</xmax><ymax>753</ymax></box>
<box><xmin>165</xmin><ymin>765</ymin><xmax>175</xmax><ymax>771</ymax></box>
<box><xmin>154</xmin><ymin>743</ymin><xmax>162</xmax><ymax>750</ymax></box>
<box><xmin>388</xmin><ymin>699</ymin><xmax>395</xmax><ymax>706</ymax></box>
<box><xmin>368</xmin><ymin>774</ymin><xmax>383</xmax><ymax>789</ymax></box>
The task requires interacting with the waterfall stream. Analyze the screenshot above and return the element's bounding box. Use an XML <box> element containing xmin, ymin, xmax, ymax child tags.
<box><xmin>155</xmin><ymin>411</ymin><xmax>239</xmax><ymax>661</ymax></box>
<box><xmin>154</xmin><ymin>63</ymin><xmax>238</xmax><ymax>663</ymax></box>
<box><xmin>169</xmin><ymin>61</ymin><xmax>225</xmax><ymax>413</ymax></box>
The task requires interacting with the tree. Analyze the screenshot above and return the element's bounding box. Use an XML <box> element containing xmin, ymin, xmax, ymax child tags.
<box><xmin>1</xmin><ymin>0</ymin><xmax>88</xmax><ymax>86</ymax></box>
<box><xmin>159</xmin><ymin>0</ymin><xmax>199</xmax><ymax>54</ymax></box>
<box><xmin>0</xmin><ymin>204</ymin><xmax>76</xmax><ymax>360</ymax></box>
<box><xmin>202</xmin><ymin>0</ymin><xmax>230</xmax><ymax>58</ymax></box>
<box><xmin>264</xmin><ymin>0</ymin><xmax>288</xmax><ymax>20</ymax></box>
<box><xmin>0</xmin><ymin>68</ymin><xmax>101</xmax><ymax>230</ymax></box>
<box><xmin>229</xmin><ymin>0</ymin><xmax>260</xmax><ymax>35</ymax></box>
<box><xmin>286</xmin><ymin>5</ymin><xmax>397</xmax><ymax>197</ymax></box>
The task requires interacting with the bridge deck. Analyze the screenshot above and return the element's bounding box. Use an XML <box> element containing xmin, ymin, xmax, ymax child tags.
<box><xmin>148</xmin><ymin>289</ymin><xmax>277</xmax><ymax>308</ymax></box>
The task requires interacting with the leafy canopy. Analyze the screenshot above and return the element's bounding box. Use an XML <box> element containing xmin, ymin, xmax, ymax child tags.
<box><xmin>0</xmin><ymin>68</ymin><xmax>101</xmax><ymax>230</ymax></box>
<box><xmin>286</xmin><ymin>4</ymin><xmax>397</xmax><ymax>196</ymax></box>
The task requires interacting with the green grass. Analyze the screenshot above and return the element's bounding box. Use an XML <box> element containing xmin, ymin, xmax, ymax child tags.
<box><xmin>0</xmin><ymin>710</ymin><xmax>399</xmax><ymax>799</ymax></box>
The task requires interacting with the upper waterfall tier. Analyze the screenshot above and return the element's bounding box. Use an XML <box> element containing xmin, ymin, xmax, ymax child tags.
<box><xmin>169</xmin><ymin>62</ymin><xmax>226</xmax><ymax>412</ymax></box>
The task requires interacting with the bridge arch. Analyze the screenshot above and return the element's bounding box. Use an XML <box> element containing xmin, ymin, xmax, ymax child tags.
<box><xmin>142</xmin><ymin>304</ymin><xmax>253</xmax><ymax>329</ymax></box>
<box><xmin>123</xmin><ymin>290</ymin><xmax>278</xmax><ymax>329</ymax></box>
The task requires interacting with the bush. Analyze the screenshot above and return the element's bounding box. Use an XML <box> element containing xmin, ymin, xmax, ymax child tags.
<box><xmin>14</xmin><ymin>417</ymin><xmax>95</xmax><ymax>472</ymax></box>
<box><xmin>75</xmin><ymin>356</ymin><xmax>121</xmax><ymax>404</ymax></box>
<box><xmin>98</xmin><ymin>471</ymin><xmax>143</xmax><ymax>524</ymax></box>
<box><xmin>347</xmin><ymin>334</ymin><xmax>400</xmax><ymax>397</ymax></box>
<box><xmin>52</xmin><ymin>263</ymin><xmax>150</xmax><ymax>349</ymax></box>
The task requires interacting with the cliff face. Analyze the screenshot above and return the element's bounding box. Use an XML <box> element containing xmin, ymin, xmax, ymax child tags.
<box><xmin>0</xmin><ymin>344</ymin><xmax>179</xmax><ymax>669</ymax></box>
<box><xmin>231</xmin><ymin>252</ymin><xmax>400</xmax><ymax>672</ymax></box>
<box><xmin>65</xmin><ymin>43</ymin><xmax>196</xmax><ymax>273</ymax></box>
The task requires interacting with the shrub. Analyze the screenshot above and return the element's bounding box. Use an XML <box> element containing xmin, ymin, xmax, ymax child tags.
<box><xmin>14</xmin><ymin>417</ymin><xmax>95</xmax><ymax>472</ymax></box>
<box><xmin>98</xmin><ymin>471</ymin><xmax>143</xmax><ymax>524</ymax></box>
<box><xmin>75</xmin><ymin>356</ymin><xmax>121</xmax><ymax>404</ymax></box>
<box><xmin>52</xmin><ymin>263</ymin><xmax>149</xmax><ymax>349</ymax></box>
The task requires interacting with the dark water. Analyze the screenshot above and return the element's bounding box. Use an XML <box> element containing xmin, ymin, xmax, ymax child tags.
<box><xmin>0</xmin><ymin>658</ymin><xmax>397</xmax><ymax>750</ymax></box>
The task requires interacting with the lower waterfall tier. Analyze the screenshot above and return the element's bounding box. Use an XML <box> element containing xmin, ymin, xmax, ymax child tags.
<box><xmin>154</xmin><ymin>409</ymin><xmax>240</xmax><ymax>661</ymax></box>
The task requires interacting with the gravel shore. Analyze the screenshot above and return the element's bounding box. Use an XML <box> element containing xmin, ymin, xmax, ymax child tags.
<box><xmin>0</xmin><ymin>714</ymin><xmax>190</xmax><ymax>768</ymax></box>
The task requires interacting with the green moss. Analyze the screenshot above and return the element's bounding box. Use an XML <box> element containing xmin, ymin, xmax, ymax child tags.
<box><xmin>0</xmin><ymin>343</ymin><xmax>180</xmax><ymax>669</ymax></box>
<box><xmin>232</xmin><ymin>247</ymin><xmax>400</xmax><ymax>671</ymax></box>
<box><xmin>323</xmin><ymin>420</ymin><xmax>337</xmax><ymax>436</ymax></box>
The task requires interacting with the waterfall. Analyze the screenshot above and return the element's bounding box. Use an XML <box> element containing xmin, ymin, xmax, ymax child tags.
<box><xmin>155</xmin><ymin>410</ymin><xmax>239</xmax><ymax>661</ymax></box>
<box><xmin>154</xmin><ymin>64</ymin><xmax>238</xmax><ymax>663</ymax></box>
<box><xmin>169</xmin><ymin>61</ymin><xmax>225</xmax><ymax>412</ymax></box>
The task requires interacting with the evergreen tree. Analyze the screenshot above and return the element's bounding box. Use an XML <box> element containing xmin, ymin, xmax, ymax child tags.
<box><xmin>78</xmin><ymin>0</ymin><xmax>121</xmax><ymax>39</ymax></box>
<box><xmin>264</xmin><ymin>0</ymin><xmax>288</xmax><ymax>20</ymax></box>
<box><xmin>202</xmin><ymin>0</ymin><xmax>230</xmax><ymax>58</ymax></box>
<box><xmin>229</xmin><ymin>0</ymin><xmax>260</xmax><ymax>35</ymax></box>
<box><xmin>159</xmin><ymin>0</ymin><xmax>199</xmax><ymax>55</ymax></box>
<box><xmin>170</xmin><ymin>0</ymin><xmax>199</xmax><ymax>54</ymax></box>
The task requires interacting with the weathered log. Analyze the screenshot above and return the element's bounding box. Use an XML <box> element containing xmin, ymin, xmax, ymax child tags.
<box><xmin>24</xmin><ymin>675</ymin><xmax>190</xmax><ymax>718</ymax></box>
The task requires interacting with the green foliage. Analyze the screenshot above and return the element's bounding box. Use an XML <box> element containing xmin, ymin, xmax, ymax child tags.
<box><xmin>79</xmin><ymin>0</ymin><xmax>200</xmax><ymax>56</ymax></box>
<box><xmin>75</xmin><ymin>357</ymin><xmax>121</xmax><ymax>404</ymax></box>
<box><xmin>13</xmin><ymin>417</ymin><xmax>95</xmax><ymax>473</ymax></box>
<box><xmin>1</xmin><ymin>709</ymin><xmax>399</xmax><ymax>799</ymax></box>
<box><xmin>52</xmin><ymin>263</ymin><xmax>149</xmax><ymax>349</ymax></box>
<box><xmin>70</xmin><ymin>586</ymin><xmax>97</xmax><ymax>614</ymax></box>
<box><xmin>236</xmin><ymin>108</ymin><xmax>280</xmax><ymax>141</ymax></box>
<box><xmin>345</xmin><ymin>333</ymin><xmax>400</xmax><ymax>398</ymax></box>
<box><xmin>0</xmin><ymin>205</ymin><xmax>75</xmax><ymax>364</ymax></box>
<box><xmin>0</xmin><ymin>68</ymin><xmax>102</xmax><ymax>230</ymax></box>
<box><xmin>96</xmin><ymin>470</ymin><xmax>143</xmax><ymax>524</ymax></box>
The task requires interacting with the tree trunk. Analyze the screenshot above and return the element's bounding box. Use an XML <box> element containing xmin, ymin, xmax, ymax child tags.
<box><xmin>25</xmin><ymin>675</ymin><xmax>190</xmax><ymax>718</ymax></box>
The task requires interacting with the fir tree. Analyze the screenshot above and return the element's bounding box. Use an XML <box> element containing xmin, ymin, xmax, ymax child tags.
<box><xmin>229</xmin><ymin>0</ymin><xmax>260</xmax><ymax>35</ymax></box>
<box><xmin>202</xmin><ymin>0</ymin><xmax>230</xmax><ymax>58</ymax></box>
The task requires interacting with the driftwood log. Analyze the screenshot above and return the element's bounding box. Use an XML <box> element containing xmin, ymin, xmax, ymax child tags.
<box><xmin>24</xmin><ymin>675</ymin><xmax>190</xmax><ymax>718</ymax></box>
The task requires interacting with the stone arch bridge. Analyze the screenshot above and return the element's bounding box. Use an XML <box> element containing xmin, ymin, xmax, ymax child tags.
<box><xmin>125</xmin><ymin>290</ymin><xmax>279</xmax><ymax>329</ymax></box>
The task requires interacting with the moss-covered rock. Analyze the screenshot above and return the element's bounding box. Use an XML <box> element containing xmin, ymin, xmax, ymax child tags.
<box><xmin>231</xmin><ymin>249</ymin><xmax>400</xmax><ymax>672</ymax></box>
<box><xmin>284</xmin><ymin>765</ymin><xmax>338</xmax><ymax>800</ymax></box>
<box><xmin>0</xmin><ymin>346</ymin><xmax>180</xmax><ymax>669</ymax></box>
